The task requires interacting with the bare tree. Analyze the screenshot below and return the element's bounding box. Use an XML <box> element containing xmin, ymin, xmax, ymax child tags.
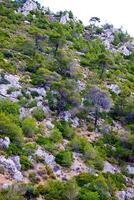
<box><xmin>89</xmin><ymin>87</ymin><xmax>111</xmax><ymax>128</ymax></box>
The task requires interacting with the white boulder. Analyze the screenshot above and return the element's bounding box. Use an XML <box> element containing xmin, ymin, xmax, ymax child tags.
<box><xmin>106</xmin><ymin>84</ymin><xmax>121</xmax><ymax>94</ymax></box>
<box><xmin>0</xmin><ymin>137</ymin><xmax>10</xmax><ymax>149</ymax></box>
<box><xmin>60</xmin><ymin>13</ymin><xmax>69</xmax><ymax>24</ymax></box>
<box><xmin>46</xmin><ymin>120</ymin><xmax>54</xmax><ymax>129</ymax></box>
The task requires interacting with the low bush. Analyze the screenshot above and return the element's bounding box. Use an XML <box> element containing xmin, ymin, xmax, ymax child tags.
<box><xmin>22</xmin><ymin>117</ymin><xmax>38</xmax><ymax>137</ymax></box>
<box><xmin>55</xmin><ymin>151</ymin><xmax>73</xmax><ymax>167</ymax></box>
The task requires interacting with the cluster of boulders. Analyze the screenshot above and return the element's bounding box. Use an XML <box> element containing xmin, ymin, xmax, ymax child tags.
<box><xmin>35</xmin><ymin>147</ymin><xmax>89</xmax><ymax>180</ymax></box>
<box><xmin>101</xmin><ymin>26</ymin><xmax>134</xmax><ymax>56</ymax></box>
<box><xmin>18</xmin><ymin>0</ymin><xmax>37</xmax><ymax>16</ymax></box>
<box><xmin>84</xmin><ymin>19</ymin><xmax>134</xmax><ymax>56</ymax></box>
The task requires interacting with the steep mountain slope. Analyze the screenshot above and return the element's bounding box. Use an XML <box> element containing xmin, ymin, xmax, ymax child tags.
<box><xmin>0</xmin><ymin>1</ymin><xmax>134</xmax><ymax>200</ymax></box>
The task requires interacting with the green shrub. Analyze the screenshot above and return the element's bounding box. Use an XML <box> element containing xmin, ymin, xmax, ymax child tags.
<box><xmin>22</xmin><ymin>117</ymin><xmax>37</xmax><ymax>137</ymax></box>
<box><xmin>55</xmin><ymin>151</ymin><xmax>73</xmax><ymax>167</ymax></box>
<box><xmin>0</xmin><ymin>186</ymin><xmax>26</xmax><ymax>200</ymax></box>
<box><xmin>69</xmin><ymin>136</ymin><xmax>87</xmax><ymax>153</ymax></box>
<box><xmin>36</xmin><ymin>136</ymin><xmax>57</xmax><ymax>153</ymax></box>
<box><xmin>20</xmin><ymin>155</ymin><xmax>33</xmax><ymax>170</ymax></box>
<box><xmin>24</xmin><ymin>142</ymin><xmax>37</xmax><ymax>155</ymax></box>
<box><xmin>44</xmin><ymin>180</ymin><xmax>65</xmax><ymax>200</ymax></box>
<box><xmin>24</xmin><ymin>184</ymin><xmax>39</xmax><ymax>199</ymax></box>
<box><xmin>56</xmin><ymin>120</ymin><xmax>75</xmax><ymax>139</ymax></box>
<box><xmin>6</xmin><ymin>143</ymin><xmax>22</xmax><ymax>156</ymax></box>
<box><xmin>32</xmin><ymin>107</ymin><xmax>45</xmax><ymax>121</ymax></box>
<box><xmin>103</xmin><ymin>173</ymin><xmax>125</xmax><ymax>191</ymax></box>
<box><xmin>28</xmin><ymin>172</ymin><xmax>40</xmax><ymax>184</ymax></box>
<box><xmin>0</xmin><ymin>112</ymin><xmax>23</xmax><ymax>145</ymax></box>
<box><xmin>0</xmin><ymin>99</ymin><xmax>19</xmax><ymax>115</ymax></box>
<box><xmin>27</xmin><ymin>99</ymin><xmax>37</xmax><ymax>108</ymax></box>
<box><xmin>64</xmin><ymin>179</ymin><xmax>79</xmax><ymax>200</ymax></box>
<box><xmin>51</xmin><ymin>128</ymin><xmax>63</xmax><ymax>143</ymax></box>
<box><xmin>79</xmin><ymin>189</ymin><xmax>100</xmax><ymax>200</ymax></box>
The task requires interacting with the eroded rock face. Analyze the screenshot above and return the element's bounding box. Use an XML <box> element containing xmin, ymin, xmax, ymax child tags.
<box><xmin>0</xmin><ymin>156</ymin><xmax>23</xmax><ymax>181</ymax></box>
<box><xmin>18</xmin><ymin>0</ymin><xmax>37</xmax><ymax>16</ymax></box>
<box><xmin>0</xmin><ymin>137</ymin><xmax>10</xmax><ymax>149</ymax></box>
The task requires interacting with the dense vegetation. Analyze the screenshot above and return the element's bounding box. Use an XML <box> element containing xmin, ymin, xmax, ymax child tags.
<box><xmin>0</xmin><ymin>0</ymin><xmax>133</xmax><ymax>199</ymax></box>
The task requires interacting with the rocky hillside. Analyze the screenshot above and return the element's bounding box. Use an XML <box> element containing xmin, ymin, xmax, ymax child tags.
<box><xmin>0</xmin><ymin>0</ymin><xmax>134</xmax><ymax>200</ymax></box>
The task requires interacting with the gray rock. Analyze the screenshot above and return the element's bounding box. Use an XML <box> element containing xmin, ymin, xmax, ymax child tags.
<box><xmin>0</xmin><ymin>137</ymin><xmax>10</xmax><ymax>149</ymax></box>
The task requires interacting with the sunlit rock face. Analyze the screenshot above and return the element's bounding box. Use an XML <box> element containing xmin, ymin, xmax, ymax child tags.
<box><xmin>18</xmin><ymin>0</ymin><xmax>37</xmax><ymax>16</ymax></box>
